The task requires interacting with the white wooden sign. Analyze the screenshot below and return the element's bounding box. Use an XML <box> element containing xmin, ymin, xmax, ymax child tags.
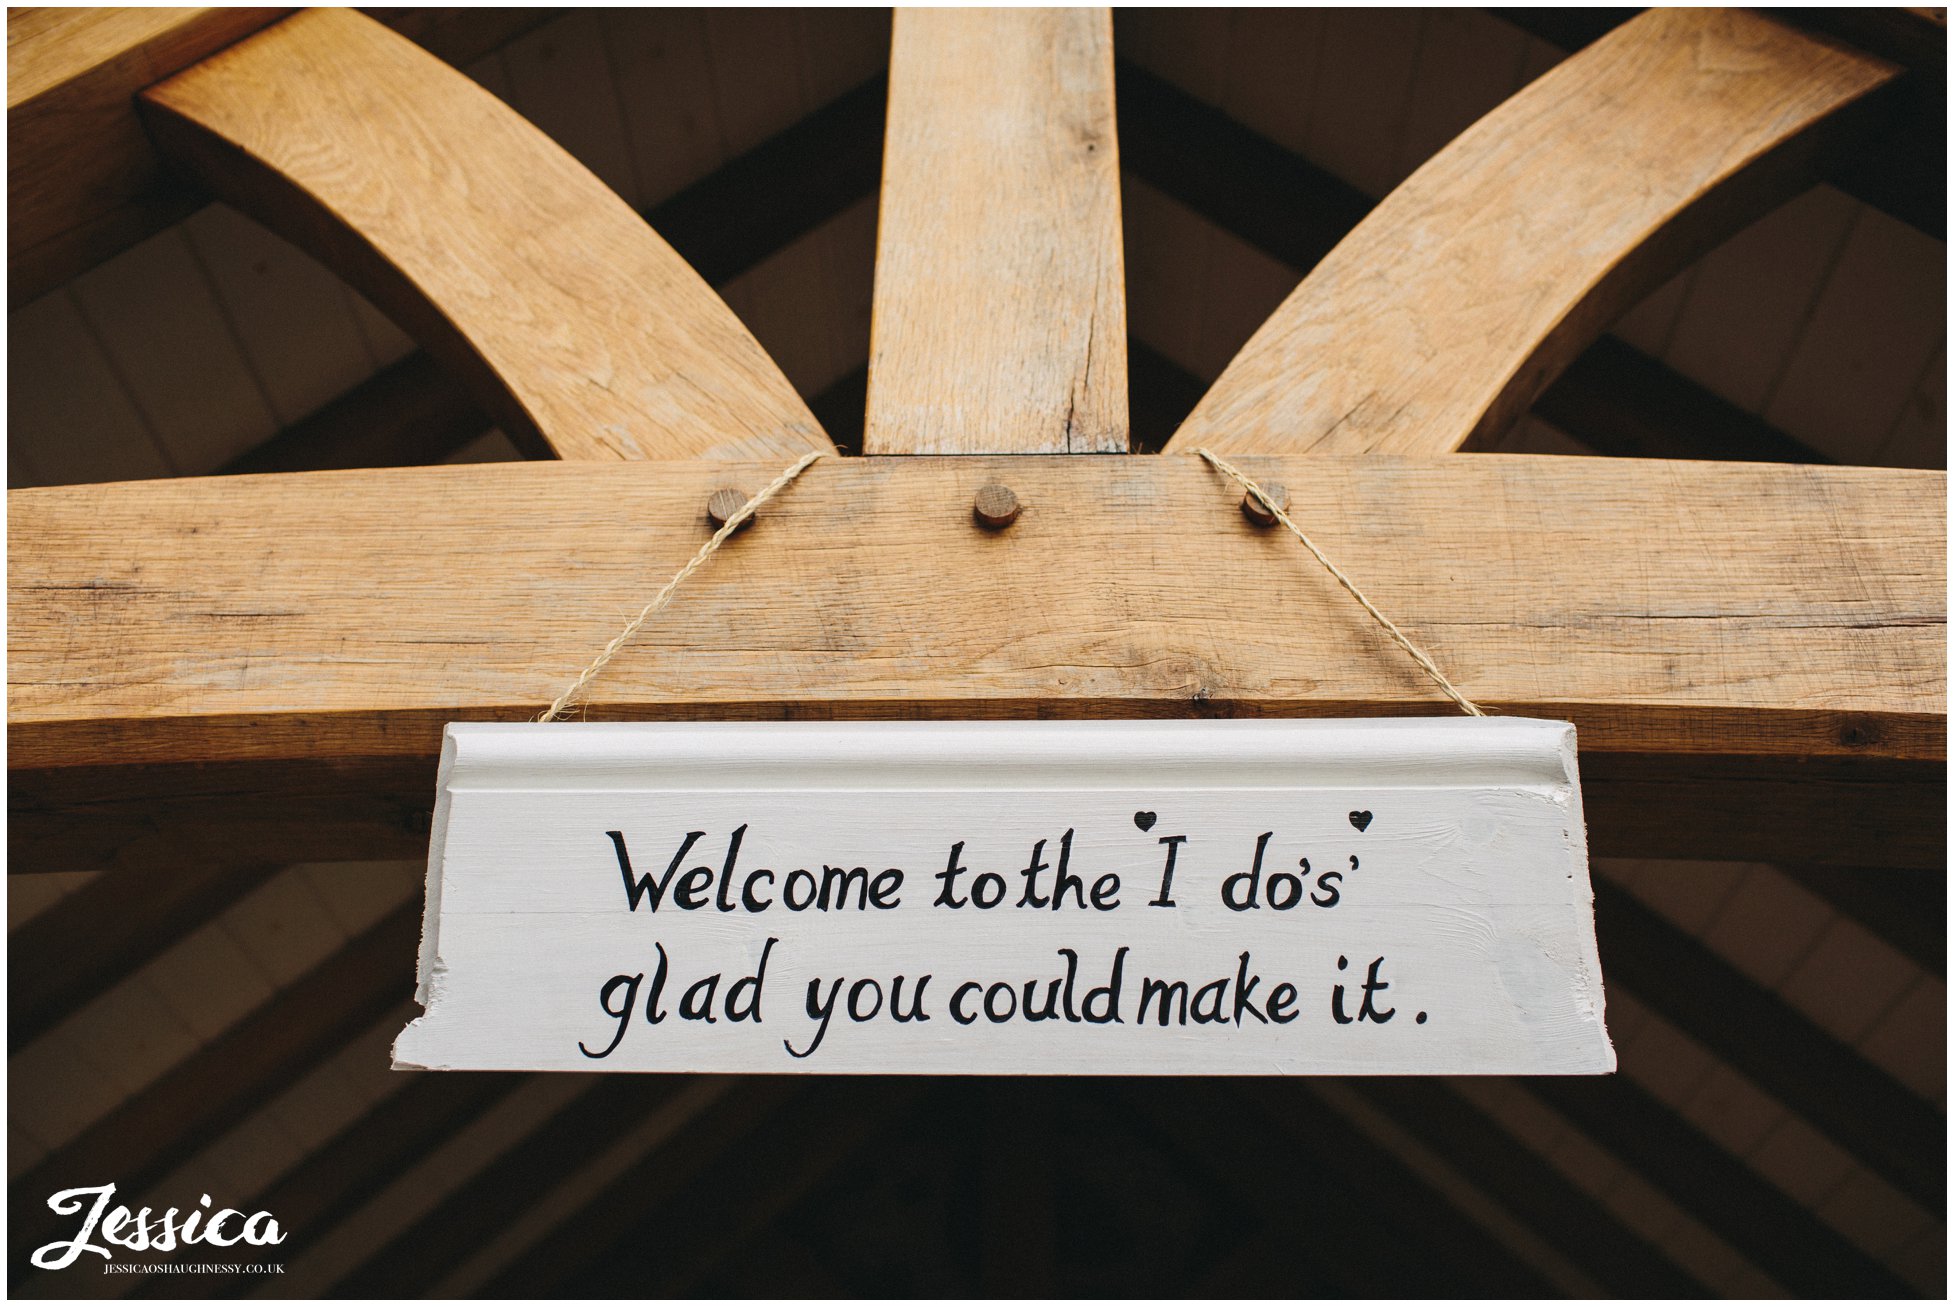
<box><xmin>394</xmin><ymin>719</ymin><xmax>1614</xmax><ymax>1075</ymax></box>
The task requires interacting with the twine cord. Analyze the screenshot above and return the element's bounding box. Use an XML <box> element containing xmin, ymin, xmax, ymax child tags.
<box><xmin>1192</xmin><ymin>447</ymin><xmax>1486</xmax><ymax>718</ymax></box>
<box><xmin>537</xmin><ymin>449</ymin><xmax>825</xmax><ymax>723</ymax></box>
<box><xmin>539</xmin><ymin>445</ymin><xmax>1480</xmax><ymax>723</ymax></box>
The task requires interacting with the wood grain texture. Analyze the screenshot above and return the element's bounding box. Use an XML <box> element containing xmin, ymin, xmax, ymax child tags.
<box><xmin>865</xmin><ymin>9</ymin><xmax>1126</xmax><ymax>453</ymax></box>
<box><xmin>10</xmin><ymin>455</ymin><xmax>1941</xmax><ymax>768</ymax></box>
<box><xmin>138</xmin><ymin>8</ymin><xmax>831</xmax><ymax>462</ymax></box>
<box><xmin>6</xmin><ymin>6</ymin><xmax>287</xmax><ymax>306</ymax></box>
<box><xmin>1164</xmin><ymin>8</ymin><xmax>1899</xmax><ymax>457</ymax></box>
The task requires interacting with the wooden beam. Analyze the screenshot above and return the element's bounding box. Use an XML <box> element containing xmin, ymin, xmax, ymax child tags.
<box><xmin>1492</xmin><ymin>6</ymin><xmax>1947</xmax><ymax>239</ymax></box>
<box><xmin>221</xmin><ymin>78</ymin><xmax>889</xmax><ymax>477</ymax></box>
<box><xmin>8</xmin><ymin>457</ymin><xmax>1942</xmax><ymax>868</ymax></box>
<box><xmin>138</xmin><ymin>9</ymin><xmax>831</xmax><ymax>463</ymax></box>
<box><xmin>12</xmin><ymin>457</ymin><xmax>1937</xmax><ymax>766</ymax></box>
<box><xmin>1114</xmin><ymin>60</ymin><xmax>1827</xmax><ymax>464</ymax></box>
<box><xmin>866</xmin><ymin>8</ymin><xmax>1127</xmax><ymax>453</ymax></box>
<box><xmin>1164</xmin><ymin>9</ymin><xmax>1898</xmax><ymax>457</ymax></box>
<box><xmin>6</xmin><ymin>6</ymin><xmax>288</xmax><ymax>307</ymax></box>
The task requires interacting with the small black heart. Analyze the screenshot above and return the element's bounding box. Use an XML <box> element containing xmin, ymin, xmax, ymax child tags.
<box><xmin>1133</xmin><ymin>811</ymin><xmax>1157</xmax><ymax>832</ymax></box>
<box><xmin>1349</xmin><ymin>811</ymin><xmax>1373</xmax><ymax>833</ymax></box>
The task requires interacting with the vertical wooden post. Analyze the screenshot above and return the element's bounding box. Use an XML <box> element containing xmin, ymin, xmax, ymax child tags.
<box><xmin>866</xmin><ymin>8</ymin><xmax>1128</xmax><ymax>453</ymax></box>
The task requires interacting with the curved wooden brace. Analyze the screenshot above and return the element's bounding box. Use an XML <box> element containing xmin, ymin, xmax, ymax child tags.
<box><xmin>138</xmin><ymin>8</ymin><xmax>832</xmax><ymax>462</ymax></box>
<box><xmin>1165</xmin><ymin>8</ymin><xmax>1899</xmax><ymax>457</ymax></box>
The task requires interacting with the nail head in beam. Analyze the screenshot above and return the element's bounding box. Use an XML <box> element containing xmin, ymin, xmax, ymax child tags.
<box><xmin>1241</xmin><ymin>483</ymin><xmax>1289</xmax><ymax>527</ymax></box>
<box><xmin>972</xmin><ymin>483</ymin><xmax>1022</xmax><ymax>530</ymax></box>
<box><xmin>706</xmin><ymin>488</ymin><xmax>753</xmax><ymax>532</ymax></box>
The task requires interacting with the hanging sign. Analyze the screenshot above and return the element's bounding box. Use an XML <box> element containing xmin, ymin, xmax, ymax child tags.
<box><xmin>394</xmin><ymin>719</ymin><xmax>1613</xmax><ymax>1075</ymax></box>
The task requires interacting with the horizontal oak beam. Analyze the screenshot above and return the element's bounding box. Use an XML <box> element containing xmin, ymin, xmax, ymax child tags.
<box><xmin>11</xmin><ymin>456</ymin><xmax>1938</xmax><ymax>762</ymax></box>
<box><xmin>9</xmin><ymin>457</ymin><xmax>1943</xmax><ymax>868</ymax></box>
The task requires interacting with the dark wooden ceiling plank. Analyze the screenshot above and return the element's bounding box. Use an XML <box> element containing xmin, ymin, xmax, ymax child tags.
<box><xmin>329</xmin><ymin>1075</ymin><xmax>681</xmax><ymax>1297</ymax></box>
<box><xmin>482</xmin><ymin>1078</ymin><xmax>802</xmax><ymax>1297</ymax></box>
<box><xmin>1596</xmin><ymin>880</ymin><xmax>1944</xmax><ymax>1214</ymax></box>
<box><xmin>569</xmin><ymin>1079</ymin><xmax>922</xmax><ymax>1297</ymax></box>
<box><xmin>654</xmin><ymin>74</ymin><xmax>885</xmax><ymax>289</ymax></box>
<box><xmin>1121</xmin><ymin>1079</ymin><xmax>1558</xmax><ymax>1296</ymax></box>
<box><xmin>8</xmin><ymin>904</ymin><xmax>419</xmax><ymax>1283</ymax></box>
<box><xmin>1529</xmin><ymin>1074</ymin><xmax>1914</xmax><ymax>1296</ymax></box>
<box><xmin>125</xmin><ymin>1072</ymin><xmax>525</xmax><ymax>1298</ymax></box>
<box><xmin>8</xmin><ymin>859</ymin><xmax>278</xmax><ymax>1052</ymax></box>
<box><xmin>218</xmin><ymin>353</ymin><xmax>483</xmax><ymax>477</ymax></box>
<box><xmin>1114</xmin><ymin>57</ymin><xmax>1370</xmax><ymax>276</ymax></box>
<box><xmin>368</xmin><ymin>7</ymin><xmax>557</xmax><ymax>69</ymax></box>
<box><xmin>1354</xmin><ymin>1078</ymin><xmax>1706</xmax><ymax>1296</ymax></box>
<box><xmin>1776</xmin><ymin>863</ymin><xmax>1946</xmax><ymax>976</ymax></box>
<box><xmin>1535</xmin><ymin>337</ymin><xmax>1830</xmax><ymax>463</ymax></box>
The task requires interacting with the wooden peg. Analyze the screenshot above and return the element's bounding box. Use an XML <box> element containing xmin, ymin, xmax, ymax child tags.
<box><xmin>706</xmin><ymin>487</ymin><xmax>753</xmax><ymax>532</ymax></box>
<box><xmin>972</xmin><ymin>483</ymin><xmax>1022</xmax><ymax>530</ymax></box>
<box><xmin>1241</xmin><ymin>483</ymin><xmax>1289</xmax><ymax>527</ymax></box>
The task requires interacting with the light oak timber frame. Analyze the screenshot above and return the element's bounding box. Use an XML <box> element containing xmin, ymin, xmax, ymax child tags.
<box><xmin>6</xmin><ymin>5</ymin><xmax>288</xmax><ymax>306</ymax></box>
<box><xmin>867</xmin><ymin>8</ymin><xmax>1127</xmax><ymax>453</ymax></box>
<box><xmin>136</xmin><ymin>8</ymin><xmax>831</xmax><ymax>463</ymax></box>
<box><xmin>1166</xmin><ymin>7</ymin><xmax>1900</xmax><ymax>457</ymax></box>
<box><xmin>7</xmin><ymin>8</ymin><xmax>1946</xmax><ymax>889</ymax></box>
<box><xmin>12</xmin><ymin>455</ymin><xmax>1943</xmax><ymax>870</ymax></box>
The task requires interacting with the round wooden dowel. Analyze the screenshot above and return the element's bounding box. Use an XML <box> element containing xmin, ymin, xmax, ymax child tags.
<box><xmin>706</xmin><ymin>487</ymin><xmax>753</xmax><ymax>532</ymax></box>
<box><xmin>972</xmin><ymin>483</ymin><xmax>1022</xmax><ymax>530</ymax></box>
<box><xmin>1241</xmin><ymin>482</ymin><xmax>1289</xmax><ymax>527</ymax></box>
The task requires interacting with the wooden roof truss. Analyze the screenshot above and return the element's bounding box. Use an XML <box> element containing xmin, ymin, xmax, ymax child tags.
<box><xmin>7</xmin><ymin>6</ymin><xmax>1945</xmax><ymax>1296</ymax></box>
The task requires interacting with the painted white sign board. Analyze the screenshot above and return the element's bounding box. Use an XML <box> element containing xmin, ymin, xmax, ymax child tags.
<box><xmin>394</xmin><ymin>719</ymin><xmax>1614</xmax><ymax>1075</ymax></box>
